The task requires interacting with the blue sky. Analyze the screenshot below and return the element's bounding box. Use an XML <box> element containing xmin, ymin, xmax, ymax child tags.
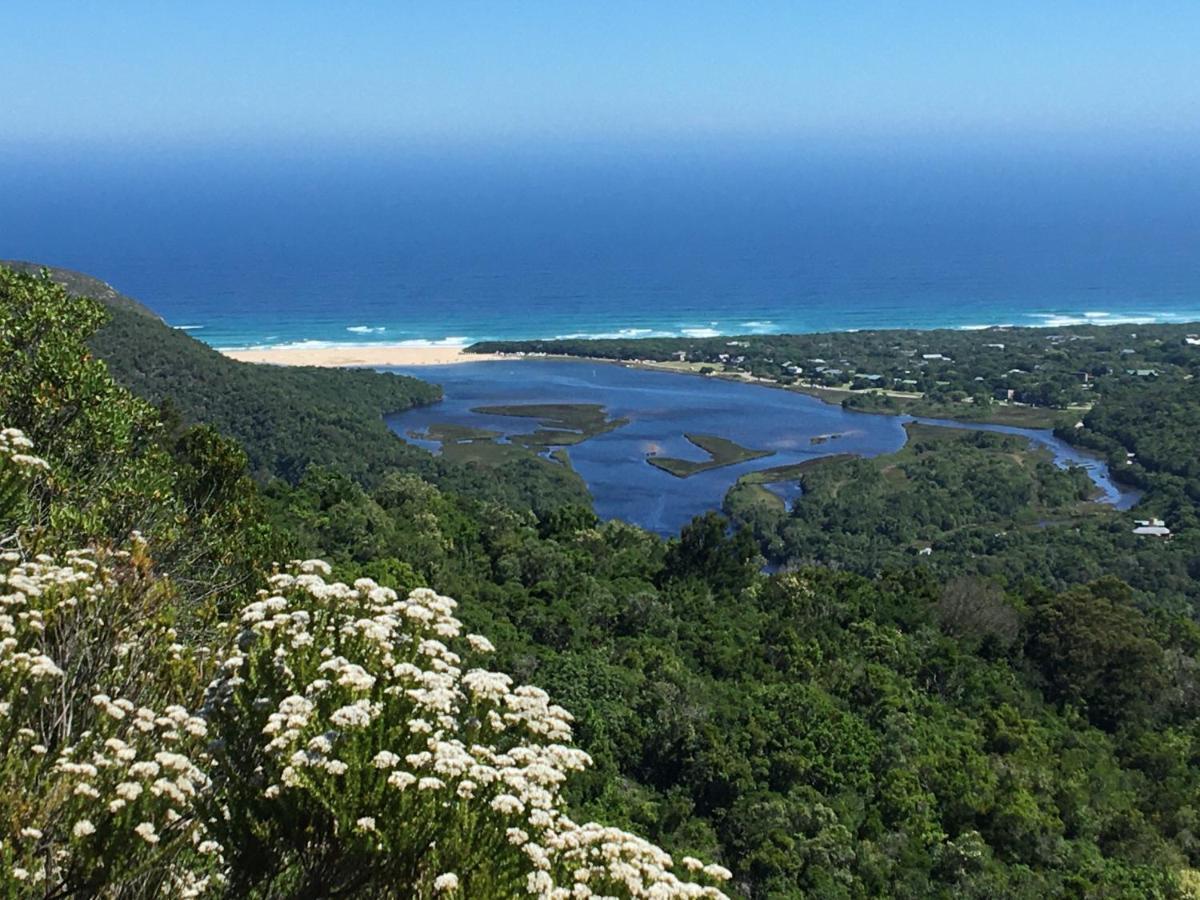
<box><xmin>3</xmin><ymin>2</ymin><xmax>1199</xmax><ymax>151</ymax></box>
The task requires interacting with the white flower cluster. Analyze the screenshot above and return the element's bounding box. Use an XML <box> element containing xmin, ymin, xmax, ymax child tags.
<box><xmin>207</xmin><ymin>565</ymin><xmax>732</xmax><ymax>898</ymax></box>
<box><xmin>0</xmin><ymin>426</ymin><xmax>49</xmax><ymax>473</ymax></box>
<box><xmin>1</xmin><ymin>548</ymin><xmax>224</xmax><ymax>895</ymax></box>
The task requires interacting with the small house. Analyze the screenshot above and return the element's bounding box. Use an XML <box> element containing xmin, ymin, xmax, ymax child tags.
<box><xmin>1133</xmin><ymin>518</ymin><xmax>1170</xmax><ymax>537</ymax></box>
<box><xmin>1133</xmin><ymin>525</ymin><xmax>1170</xmax><ymax>537</ymax></box>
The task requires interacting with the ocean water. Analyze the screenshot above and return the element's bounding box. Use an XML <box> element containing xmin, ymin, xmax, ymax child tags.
<box><xmin>2</xmin><ymin>144</ymin><xmax>1198</xmax><ymax>345</ymax></box>
<box><xmin>386</xmin><ymin>360</ymin><xmax>1135</xmax><ymax>534</ymax></box>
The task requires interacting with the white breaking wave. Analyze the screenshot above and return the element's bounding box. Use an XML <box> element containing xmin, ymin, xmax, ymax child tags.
<box><xmin>550</xmin><ymin>327</ymin><xmax>672</xmax><ymax>340</ymax></box>
<box><xmin>404</xmin><ymin>336</ymin><xmax>472</xmax><ymax>347</ymax></box>
<box><xmin>174</xmin><ymin>324</ymin><xmax>204</xmax><ymax>330</ymax></box>
<box><xmin>212</xmin><ymin>306</ymin><xmax>1200</xmax><ymax>353</ymax></box>
<box><xmin>739</xmin><ymin>320</ymin><xmax>777</xmax><ymax>332</ymax></box>
<box><xmin>1028</xmin><ymin>312</ymin><xmax>1160</xmax><ymax>328</ymax></box>
<box><xmin>959</xmin><ymin>309</ymin><xmax>1200</xmax><ymax>330</ymax></box>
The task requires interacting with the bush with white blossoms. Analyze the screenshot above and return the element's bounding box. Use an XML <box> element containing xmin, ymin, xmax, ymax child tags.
<box><xmin>0</xmin><ymin>560</ymin><xmax>222</xmax><ymax>888</ymax></box>
<box><xmin>0</xmin><ymin>428</ymin><xmax>48</xmax><ymax>475</ymax></box>
<box><xmin>0</xmin><ymin>429</ymin><xmax>218</xmax><ymax>895</ymax></box>
<box><xmin>204</xmin><ymin>561</ymin><xmax>732</xmax><ymax>897</ymax></box>
<box><xmin>0</xmin><ymin>427</ymin><xmax>47</xmax><ymax>535</ymax></box>
<box><xmin>1</xmin><ymin>428</ymin><xmax>731</xmax><ymax>897</ymax></box>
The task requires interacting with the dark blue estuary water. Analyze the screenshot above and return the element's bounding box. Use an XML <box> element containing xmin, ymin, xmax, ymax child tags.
<box><xmin>385</xmin><ymin>360</ymin><xmax>1135</xmax><ymax>534</ymax></box>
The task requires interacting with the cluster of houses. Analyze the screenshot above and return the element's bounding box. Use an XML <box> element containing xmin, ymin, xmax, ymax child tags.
<box><xmin>684</xmin><ymin>330</ymin><xmax>1191</xmax><ymax>397</ymax></box>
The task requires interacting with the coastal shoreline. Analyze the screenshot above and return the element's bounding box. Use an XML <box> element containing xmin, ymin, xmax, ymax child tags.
<box><xmin>217</xmin><ymin>344</ymin><xmax>1071</xmax><ymax>430</ymax></box>
<box><xmin>220</xmin><ymin>345</ymin><xmax>508</xmax><ymax>367</ymax></box>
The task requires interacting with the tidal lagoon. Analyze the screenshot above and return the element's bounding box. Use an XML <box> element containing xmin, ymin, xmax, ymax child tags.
<box><xmin>386</xmin><ymin>360</ymin><xmax>1135</xmax><ymax>534</ymax></box>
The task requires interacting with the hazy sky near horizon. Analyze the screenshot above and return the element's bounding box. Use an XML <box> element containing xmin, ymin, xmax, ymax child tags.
<box><xmin>4</xmin><ymin>2</ymin><xmax>1199</xmax><ymax>153</ymax></box>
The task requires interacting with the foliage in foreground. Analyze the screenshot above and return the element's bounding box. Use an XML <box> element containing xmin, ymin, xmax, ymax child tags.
<box><xmin>0</xmin><ymin>432</ymin><xmax>729</xmax><ymax>897</ymax></box>
<box><xmin>0</xmin><ymin>264</ymin><xmax>275</xmax><ymax>614</ymax></box>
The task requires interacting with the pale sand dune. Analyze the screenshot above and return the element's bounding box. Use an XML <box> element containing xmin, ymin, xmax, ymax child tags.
<box><xmin>220</xmin><ymin>345</ymin><xmax>509</xmax><ymax>367</ymax></box>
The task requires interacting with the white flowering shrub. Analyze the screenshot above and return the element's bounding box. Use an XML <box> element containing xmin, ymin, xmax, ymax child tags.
<box><xmin>205</xmin><ymin>562</ymin><xmax>732</xmax><ymax>897</ymax></box>
<box><xmin>0</xmin><ymin>547</ymin><xmax>222</xmax><ymax>894</ymax></box>
<box><xmin>1</xmin><ymin>428</ymin><xmax>731</xmax><ymax>897</ymax></box>
<box><xmin>0</xmin><ymin>428</ymin><xmax>47</xmax><ymax>535</ymax></box>
<box><xmin>0</xmin><ymin>428</ymin><xmax>48</xmax><ymax>476</ymax></box>
<box><xmin>0</xmin><ymin>429</ymin><xmax>219</xmax><ymax>894</ymax></box>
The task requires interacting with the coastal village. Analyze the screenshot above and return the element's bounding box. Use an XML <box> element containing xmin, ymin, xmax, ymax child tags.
<box><xmin>480</xmin><ymin>322</ymin><xmax>1199</xmax><ymax>428</ymax></box>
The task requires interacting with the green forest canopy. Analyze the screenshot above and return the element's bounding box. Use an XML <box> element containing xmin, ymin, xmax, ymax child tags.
<box><xmin>3</xmin><ymin>264</ymin><xmax>1200</xmax><ymax>898</ymax></box>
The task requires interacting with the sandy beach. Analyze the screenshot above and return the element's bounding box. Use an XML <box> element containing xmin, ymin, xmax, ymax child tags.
<box><xmin>220</xmin><ymin>345</ymin><xmax>508</xmax><ymax>367</ymax></box>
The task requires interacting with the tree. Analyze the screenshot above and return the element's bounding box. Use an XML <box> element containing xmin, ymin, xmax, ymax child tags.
<box><xmin>1023</xmin><ymin>578</ymin><xmax>1166</xmax><ymax>730</ymax></box>
<box><xmin>662</xmin><ymin>512</ymin><xmax>761</xmax><ymax>593</ymax></box>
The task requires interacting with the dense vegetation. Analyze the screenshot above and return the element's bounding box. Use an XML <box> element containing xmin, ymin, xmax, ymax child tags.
<box><xmin>268</xmin><ymin>470</ymin><xmax>1200</xmax><ymax>897</ymax></box>
<box><xmin>723</xmin><ymin>402</ymin><xmax>1200</xmax><ymax>616</ymax></box>
<box><xmin>726</xmin><ymin>424</ymin><xmax>1098</xmax><ymax>564</ymax></box>
<box><xmin>2</xmin><ymin>261</ymin><xmax>591</xmax><ymax>517</ymax></box>
<box><xmin>4</xmin><ymin>264</ymin><xmax>1200</xmax><ymax>897</ymax></box>
<box><xmin>1070</xmin><ymin>379</ymin><xmax>1200</xmax><ymax>497</ymax></box>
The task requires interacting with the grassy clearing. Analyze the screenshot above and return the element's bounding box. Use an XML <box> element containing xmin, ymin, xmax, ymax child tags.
<box><xmin>648</xmin><ymin>433</ymin><xmax>774</xmax><ymax>478</ymax></box>
<box><xmin>412</xmin><ymin>404</ymin><xmax>623</xmax><ymax>480</ymax></box>
<box><xmin>736</xmin><ymin>453</ymin><xmax>857</xmax><ymax>485</ymax></box>
<box><xmin>472</xmin><ymin>403</ymin><xmax>622</xmax><ymax>432</ymax></box>
<box><xmin>901</xmin><ymin>422</ymin><xmax>1048</xmax><ymax>454</ymax></box>
<box><xmin>736</xmin><ymin>482</ymin><xmax>789</xmax><ymax>513</ymax></box>
<box><xmin>409</xmin><ymin>423</ymin><xmax>503</xmax><ymax>443</ymax></box>
<box><xmin>437</xmin><ymin>439</ymin><xmax>535</xmax><ymax>467</ymax></box>
<box><xmin>472</xmin><ymin>403</ymin><xmax>629</xmax><ymax>447</ymax></box>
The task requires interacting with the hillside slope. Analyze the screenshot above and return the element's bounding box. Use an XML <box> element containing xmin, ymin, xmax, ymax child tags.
<box><xmin>2</xmin><ymin>262</ymin><xmax>589</xmax><ymax>513</ymax></box>
<box><xmin>4</xmin><ymin>263</ymin><xmax>1199</xmax><ymax>896</ymax></box>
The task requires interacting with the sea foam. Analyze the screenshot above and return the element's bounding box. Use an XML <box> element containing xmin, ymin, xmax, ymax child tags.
<box><xmin>213</xmin><ymin>307</ymin><xmax>1200</xmax><ymax>352</ymax></box>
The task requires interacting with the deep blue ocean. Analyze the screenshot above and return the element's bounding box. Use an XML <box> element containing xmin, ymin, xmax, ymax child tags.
<box><xmin>2</xmin><ymin>144</ymin><xmax>1198</xmax><ymax>345</ymax></box>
